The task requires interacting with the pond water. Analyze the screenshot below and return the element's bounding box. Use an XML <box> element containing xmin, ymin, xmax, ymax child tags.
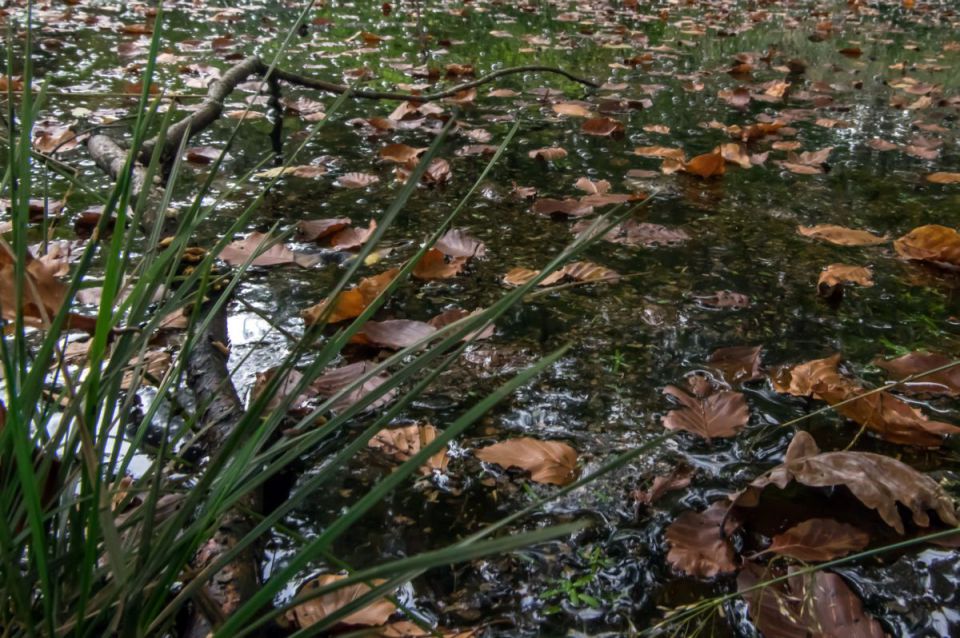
<box><xmin>7</xmin><ymin>0</ymin><xmax>960</xmax><ymax>635</ymax></box>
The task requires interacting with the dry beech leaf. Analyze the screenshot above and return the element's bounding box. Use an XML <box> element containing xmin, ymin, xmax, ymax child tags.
<box><xmin>528</xmin><ymin>147</ymin><xmax>567</xmax><ymax>161</ymax></box>
<box><xmin>367</xmin><ymin>423</ymin><xmax>448</xmax><ymax>474</ymax></box>
<box><xmin>662</xmin><ymin>383</ymin><xmax>750</xmax><ymax>440</ymax></box>
<box><xmin>817</xmin><ymin>264</ymin><xmax>874</xmax><ymax>297</ymax></box>
<box><xmin>297</xmin><ymin>218</ymin><xmax>351</xmax><ymax>243</ymax></box>
<box><xmin>768</xmin><ymin>518</ymin><xmax>870</xmax><ymax>561</ymax></box>
<box><xmin>772</xmin><ymin>354</ymin><xmax>960</xmax><ymax>447</ymax></box>
<box><xmin>738</xmin><ymin>563</ymin><xmax>887</xmax><ymax>638</ymax></box>
<box><xmin>665</xmin><ymin>502</ymin><xmax>738</xmax><ymax>578</ymax></box>
<box><xmin>531</xmin><ymin>198</ymin><xmax>594</xmax><ymax>218</ymax></box>
<box><xmin>894</xmin><ymin>224</ymin><xmax>960</xmax><ymax>267</ymax></box>
<box><xmin>336</xmin><ymin>172</ymin><xmax>380</xmax><ymax>188</ymax></box>
<box><xmin>355</xmin><ymin>319</ymin><xmax>436</xmax><ymax>349</ymax></box>
<box><xmin>683</xmin><ymin>151</ymin><xmax>726</xmax><ymax>178</ymax></box>
<box><xmin>708</xmin><ymin>345</ymin><xmax>763</xmax><ymax>384</ymax></box>
<box><xmin>379</xmin><ymin>143</ymin><xmax>427</xmax><ymax>163</ymax></box>
<box><xmin>475</xmin><ymin>438</ymin><xmax>577</xmax><ymax>485</ymax></box>
<box><xmin>302</xmin><ymin>269</ymin><xmax>399</xmax><ymax>325</ymax></box>
<box><xmin>927</xmin><ymin>172</ymin><xmax>960</xmax><ymax>184</ymax></box>
<box><xmin>287</xmin><ymin>573</ymin><xmax>396</xmax><ymax>628</ymax></box>
<box><xmin>219</xmin><ymin>232</ymin><xmax>319</xmax><ymax>268</ymax></box>
<box><xmin>731</xmin><ymin>431</ymin><xmax>959</xmax><ymax>535</ymax></box>
<box><xmin>797</xmin><ymin>224</ymin><xmax>888</xmax><ymax>246</ymax></box>
<box><xmin>502</xmin><ymin>261</ymin><xmax>619</xmax><ymax>288</ymax></box>
<box><xmin>875</xmin><ymin>352</ymin><xmax>960</xmax><ymax>396</ymax></box>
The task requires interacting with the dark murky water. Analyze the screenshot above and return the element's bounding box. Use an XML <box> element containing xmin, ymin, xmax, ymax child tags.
<box><xmin>6</xmin><ymin>0</ymin><xmax>960</xmax><ymax>635</ymax></box>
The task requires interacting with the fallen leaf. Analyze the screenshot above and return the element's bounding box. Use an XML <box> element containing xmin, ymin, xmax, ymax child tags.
<box><xmin>120</xmin><ymin>350</ymin><xmax>172</xmax><ymax>391</ymax></box>
<box><xmin>355</xmin><ymin>319</ymin><xmax>436</xmax><ymax>349</ymax></box>
<box><xmin>797</xmin><ymin>224</ymin><xmax>888</xmax><ymax>246</ymax></box>
<box><xmin>634</xmin><ymin>145</ymin><xmax>685</xmax><ymax>161</ymax></box>
<box><xmin>412</xmin><ymin>249</ymin><xmax>469</xmax><ymax>280</ymax></box>
<box><xmin>379</xmin><ymin>143</ymin><xmax>427</xmax><ymax>163</ymax></box>
<box><xmin>435</xmin><ymin>228</ymin><xmax>486</xmax><ymax>258</ymax></box>
<box><xmin>219</xmin><ymin>232</ymin><xmax>318</xmax><ymax>268</ymax></box>
<box><xmin>718</xmin><ymin>143</ymin><xmax>751</xmax><ymax>169</ymax></box>
<box><xmin>684</xmin><ymin>151</ymin><xmax>726</xmax><ymax>178</ymax></box>
<box><xmin>312</xmin><ymin>360</ymin><xmax>396</xmax><ymax>413</ymax></box>
<box><xmin>894</xmin><ymin>224</ymin><xmax>960</xmax><ymax>267</ymax></box>
<box><xmin>475</xmin><ymin>437</ymin><xmax>578</xmax><ymax>485</ymax></box>
<box><xmin>635</xmin><ymin>464</ymin><xmax>693</xmax><ymax>505</ymax></box>
<box><xmin>869</xmin><ymin>138</ymin><xmax>899</xmax><ymax>152</ymax></box>
<box><xmin>287</xmin><ymin>573</ymin><xmax>396</xmax><ymax>628</ymax></box>
<box><xmin>297</xmin><ymin>218</ymin><xmax>352</xmax><ymax>242</ymax></box>
<box><xmin>708</xmin><ymin>345</ymin><xmax>763</xmax><ymax>384</ymax></box>
<box><xmin>531</xmin><ymin>198</ymin><xmax>594</xmax><ymax>218</ymax></box>
<box><xmin>368</xmin><ymin>423</ymin><xmax>448</xmax><ymax>474</ymax></box>
<box><xmin>694</xmin><ymin>290</ymin><xmax>750</xmax><ymax>309</ymax></box>
<box><xmin>665</xmin><ymin>503</ymin><xmax>738</xmax><ymax>578</ymax></box>
<box><xmin>738</xmin><ymin>563</ymin><xmax>887</xmax><ymax>638</ymax></box>
<box><xmin>581</xmin><ymin>117</ymin><xmax>625</xmax><ymax>136</ymax></box>
<box><xmin>768</xmin><ymin>518</ymin><xmax>870</xmax><ymax>561</ymax></box>
<box><xmin>662</xmin><ymin>382</ymin><xmax>750</xmax><ymax>440</ymax></box>
<box><xmin>336</xmin><ymin>172</ymin><xmax>380</xmax><ymax>188</ymax></box>
<box><xmin>330</xmin><ymin>220</ymin><xmax>377</xmax><ymax>251</ymax></box>
<box><xmin>927</xmin><ymin>172</ymin><xmax>960</xmax><ymax>184</ymax></box>
<box><xmin>528</xmin><ymin>147</ymin><xmax>567</xmax><ymax>161</ymax></box>
<box><xmin>875</xmin><ymin>352</ymin><xmax>960</xmax><ymax>396</ymax></box>
<box><xmin>253</xmin><ymin>165</ymin><xmax>326</xmax><ymax>179</ymax></box>
<box><xmin>731</xmin><ymin>431</ymin><xmax>959</xmax><ymax>534</ymax></box>
<box><xmin>302</xmin><ymin>269</ymin><xmax>399</xmax><ymax>325</ymax></box>
<box><xmin>817</xmin><ymin>264</ymin><xmax>874</xmax><ymax>297</ymax></box>
<box><xmin>552</xmin><ymin>102</ymin><xmax>592</xmax><ymax>117</ymax></box>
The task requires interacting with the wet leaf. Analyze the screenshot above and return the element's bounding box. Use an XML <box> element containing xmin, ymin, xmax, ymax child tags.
<box><xmin>435</xmin><ymin>228</ymin><xmax>486</xmax><ymax>258</ymax></box>
<box><xmin>694</xmin><ymin>290</ymin><xmax>750</xmax><ymax>309</ymax></box>
<box><xmin>732</xmin><ymin>431</ymin><xmax>959</xmax><ymax>534</ymax></box>
<box><xmin>312</xmin><ymin>360</ymin><xmax>396</xmax><ymax>413</ymax></box>
<box><xmin>552</xmin><ymin>102</ymin><xmax>592</xmax><ymax>117</ymax></box>
<box><xmin>219</xmin><ymin>232</ymin><xmax>318</xmax><ymax>268</ymax></box>
<box><xmin>120</xmin><ymin>350</ymin><xmax>171</xmax><ymax>391</ymax></box>
<box><xmin>380</xmin><ymin>143</ymin><xmax>427</xmax><ymax>163</ymax></box>
<box><xmin>412</xmin><ymin>249</ymin><xmax>469</xmax><ymax>280</ymax></box>
<box><xmin>287</xmin><ymin>573</ymin><xmax>396</xmax><ymax>628</ymax></box>
<box><xmin>0</xmin><ymin>243</ymin><xmax>67</xmax><ymax>326</ymax></box>
<box><xmin>927</xmin><ymin>172</ymin><xmax>960</xmax><ymax>184</ymax></box>
<box><xmin>665</xmin><ymin>503</ymin><xmax>738</xmax><ymax>578</ymax></box>
<box><xmin>336</xmin><ymin>172</ymin><xmax>380</xmax><ymax>188</ymax></box>
<box><xmin>531</xmin><ymin>198</ymin><xmax>594</xmax><ymax>218</ymax></box>
<box><xmin>355</xmin><ymin>319</ymin><xmax>436</xmax><ymax>349</ymax></box>
<box><xmin>475</xmin><ymin>437</ymin><xmax>578</xmax><ymax>485</ymax></box>
<box><xmin>502</xmin><ymin>261</ymin><xmax>618</xmax><ymax>287</ymax></box>
<box><xmin>738</xmin><ymin>563</ymin><xmax>887</xmax><ymax>638</ymax></box>
<box><xmin>894</xmin><ymin>224</ymin><xmax>960</xmax><ymax>267</ymax></box>
<box><xmin>875</xmin><ymin>352</ymin><xmax>960</xmax><ymax>396</ymax></box>
<box><xmin>797</xmin><ymin>224</ymin><xmax>888</xmax><ymax>246</ymax></box>
<box><xmin>634</xmin><ymin>145</ymin><xmax>686</xmax><ymax>161</ymax></box>
<box><xmin>297</xmin><ymin>218</ymin><xmax>352</xmax><ymax>243</ymax></box>
<box><xmin>708</xmin><ymin>345</ymin><xmax>763</xmax><ymax>384</ymax></box>
<box><xmin>368</xmin><ymin>423</ymin><xmax>449</xmax><ymax>474</ymax></box>
<box><xmin>768</xmin><ymin>518</ymin><xmax>870</xmax><ymax>561</ymax></box>
<box><xmin>527</xmin><ymin>147</ymin><xmax>567</xmax><ymax>161</ymax></box>
<box><xmin>253</xmin><ymin>165</ymin><xmax>327</xmax><ymax>179</ymax></box>
<box><xmin>581</xmin><ymin>116</ymin><xmax>625</xmax><ymax>137</ymax></box>
<box><xmin>635</xmin><ymin>464</ymin><xmax>694</xmax><ymax>505</ymax></box>
<box><xmin>251</xmin><ymin>367</ymin><xmax>314</xmax><ymax>414</ymax></box>
<box><xmin>302</xmin><ymin>269</ymin><xmax>399</xmax><ymax>325</ymax></box>
<box><xmin>683</xmin><ymin>151</ymin><xmax>726</xmax><ymax>178</ymax></box>
<box><xmin>329</xmin><ymin>220</ymin><xmax>377</xmax><ymax>251</ymax></box>
<box><xmin>817</xmin><ymin>264</ymin><xmax>874</xmax><ymax>297</ymax></box>
<box><xmin>662</xmin><ymin>383</ymin><xmax>750</xmax><ymax>440</ymax></box>
<box><xmin>718</xmin><ymin>142</ymin><xmax>751</xmax><ymax>169</ymax></box>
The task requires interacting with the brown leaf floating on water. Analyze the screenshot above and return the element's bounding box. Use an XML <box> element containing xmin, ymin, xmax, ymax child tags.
<box><xmin>731</xmin><ymin>431</ymin><xmax>959</xmax><ymax>534</ymax></box>
<box><xmin>797</xmin><ymin>224</ymin><xmax>888</xmax><ymax>246</ymax></box>
<box><xmin>894</xmin><ymin>224</ymin><xmax>960</xmax><ymax>267</ymax></box>
<box><xmin>662</xmin><ymin>379</ymin><xmax>750</xmax><ymax>440</ymax></box>
<box><xmin>874</xmin><ymin>352</ymin><xmax>960</xmax><ymax>396</ymax></box>
<box><xmin>665</xmin><ymin>502</ymin><xmax>738</xmax><ymax>578</ymax></box>
<box><xmin>475</xmin><ymin>437</ymin><xmax>578</xmax><ymax>485</ymax></box>
<box><xmin>817</xmin><ymin>263</ymin><xmax>874</xmax><ymax>298</ymax></box>
<box><xmin>767</xmin><ymin>518</ymin><xmax>870</xmax><ymax>561</ymax></box>
<box><xmin>302</xmin><ymin>269</ymin><xmax>399</xmax><ymax>325</ymax></box>
<box><xmin>367</xmin><ymin>423</ymin><xmax>449</xmax><ymax>474</ymax></box>
<box><xmin>287</xmin><ymin>573</ymin><xmax>396</xmax><ymax>628</ymax></box>
<box><xmin>708</xmin><ymin>345</ymin><xmax>763</xmax><ymax>385</ymax></box>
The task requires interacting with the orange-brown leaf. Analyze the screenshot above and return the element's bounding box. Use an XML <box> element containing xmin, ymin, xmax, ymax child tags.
<box><xmin>475</xmin><ymin>437</ymin><xmax>578</xmax><ymax>485</ymax></box>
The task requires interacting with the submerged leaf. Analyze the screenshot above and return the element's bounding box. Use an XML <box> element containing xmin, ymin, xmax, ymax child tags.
<box><xmin>797</xmin><ymin>224</ymin><xmax>888</xmax><ymax>246</ymax></box>
<box><xmin>219</xmin><ymin>232</ymin><xmax>318</xmax><ymax>268</ymax></box>
<box><xmin>767</xmin><ymin>518</ymin><xmax>870</xmax><ymax>561</ymax></box>
<box><xmin>287</xmin><ymin>573</ymin><xmax>396</xmax><ymax>628</ymax></box>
